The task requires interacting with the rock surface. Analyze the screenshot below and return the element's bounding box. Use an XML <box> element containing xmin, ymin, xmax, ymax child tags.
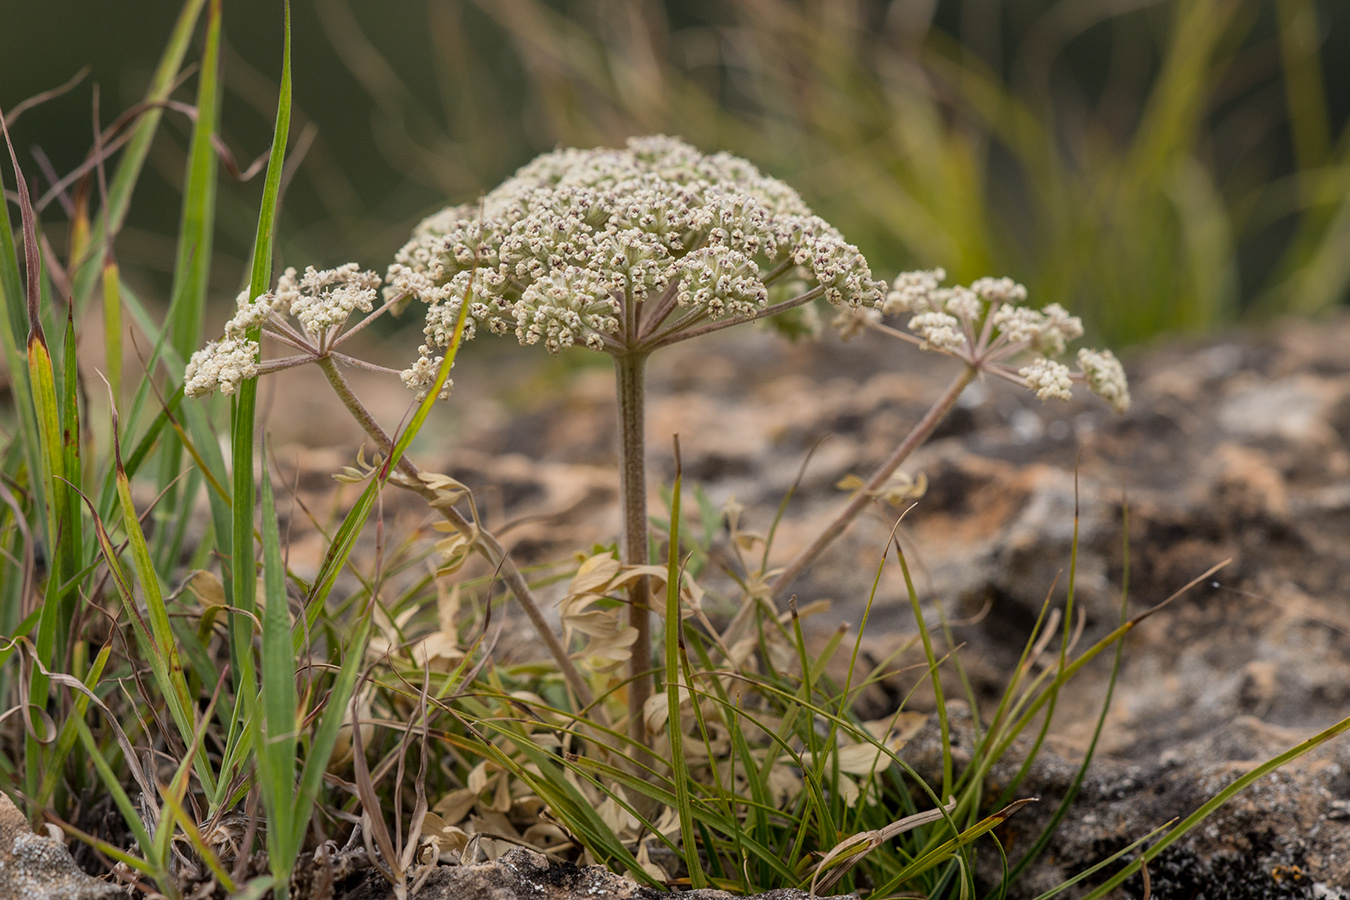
<box><xmin>412</xmin><ymin>848</ymin><xmax>829</xmax><ymax>900</ymax></box>
<box><xmin>261</xmin><ymin>313</ymin><xmax>1350</xmax><ymax>898</ymax></box>
<box><xmin>0</xmin><ymin>792</ymin><xmax>121</xmax><ymax>899</ymax></box>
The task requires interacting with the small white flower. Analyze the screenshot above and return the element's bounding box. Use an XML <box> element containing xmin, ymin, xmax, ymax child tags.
<box><xmin>832</xmin><ymin>306</ymin><xmax>881</xmax><ymax>341</ymax></box>
<box><xmin>970</xmin><ymin>276</ymin><xmax>1027</xmax><ymax>305</ymax></box>
<box><xmin>185</xmin><ymin>263</ymin><xmax>389</xmax><ymax>399</ymax></box>
<box><xmin>288</xmin><ymin>264</ymin><xmax>380</xmax><ymax>339</ymax></box>
<box><xmin>400</xmin><ymin>348</ymin><xmax>453</xmax><ymax>400</ymax></box>
<box><xmin>1018</xmin><ymin>357</ymin><xmax>1074</xmax><ymax>402</ymax></box>
<box><xmin>1077</xmin><ymin>348</ymin><xmax>1130</xmax><ymax>412</ymax></box>
<box><xmin>883</xmin><ymin>268</ymin><xmax>946</xmax><ymax>315</ymax></box>
<box><xmin>184</xmin><ymin>338</ymin><xmax>259</xmax><ymax>397</ymax></box>
<box><xmin>389</xmin><ymin>135</ymin><xmax>886</xmax><ymax>374</ymax></box>
<box><xmin>942</xmin><ymin>286</ymin><xmax>984</xmax><ymax>322</ymax></box>
<box><xmin>1034</xmin><ymin>303</ymin><xmax>1084</xmax><ymax>356</ymax></box>
<box><xmin>992</xmin><ymin>305</ymin><xmax>1044</xmax><ymax>345</ymax></box>
<box><xmin>222</xmin><ymin>290</ymin><xmax>280</xmax><ymax>339</ymax></box>
<box><xmin>675</xmin><ymin>247</ymin><xmax>767</xmax><ymax>320</ymax></box>
<box><xmin>908</xmin><ymin>311</ymin><xmax>965</xmax><ymax>352</ymax></box>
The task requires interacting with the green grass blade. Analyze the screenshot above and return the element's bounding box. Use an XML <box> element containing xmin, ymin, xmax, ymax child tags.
<box><xmin>70</xmin><ymin>0</ymin><xmax>209</xmax><ymax>308</ymax></box>
<box><xmin>101</xmin><ymin>255</ymin><xmax>122</xmax><ymax>404</ymax></box>
<box><xmin>227</xmin><ymin>0</ymin><xmax>292</xmax><ymax>773</ymax></box>
<box><xmin>3</xmin><ymin>103</ymin><xmax>65</xmax><ymax>804</ymax></box>
<box><xmin>168</xmin><ymin>0</ymin><xmax>221</xmax><ymax>359</ymax></box>
<box><xmin>59</xmin><ymin>306</ymin><xmax>85</xmax><ymax>606</ymax></box>
<box><xmin>1009</xmin><ymin>501</ymin><xmax>1132</xmax><ymax>884</ymax></box>
<box><xmin>0</xmin><ymin>113</ymin><xmax>44</xmax><ymax>517</ymax></box>
<box><xmin>1077</xmin><ymin>712</ymin><xmax>1350</xmax><ymax>900</ymax></box>
<box><xmin>36</xmin><ymin>641</ymin><xmax>112</xmax><ymax>807</ymax></box>
<box><xmin>73</xmin><ymin>717</ymin><xmax>157</xmax><ymax>871</ymax></box>
<box><xmin>662</xmin><ymin>447</ymin><xmax>704</xmax><ymax>888</ymax></box>
<box><xmin>871</xmin><ymin>799</ymin><xmax>1036</xmax><ymax>894</ymax></box>
<box><xmin>288</xmin><ymin>613</ymin><xmax>369</xmax><ymax>854</ymax></box>
<box><xmin>893</xmin><ymin>538</ymin><xmax>952</xmax><ymax>798</ymax></box>
<box><xmin>258</xmin><ymin>442</ymin><xmax>299</xmax><ymax>881</ymax></box>
<box><xmin>105</xmin><ymin>426</ymin><xmax>216</xmax><ymax>796</ymax></box>
<box><xmin>150</xmin><ymin>0</ymin><xmax>222</xmax><ymax>564</ymax></box>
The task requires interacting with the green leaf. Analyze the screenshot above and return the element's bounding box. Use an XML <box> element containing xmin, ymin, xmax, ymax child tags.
<box><xmin>258</xmin><ymin>440</ymin><xmax>299</xmax><ymax>877</ymax></box>
<box><xmin>225</xmin><ymin>0</ymin><xmax>292</xmax><ymax>812</ymax></box>
<box><xmin>662</xmin><ymin>442</ymin><xmax>705</xmax><ymax>888</ymax></box>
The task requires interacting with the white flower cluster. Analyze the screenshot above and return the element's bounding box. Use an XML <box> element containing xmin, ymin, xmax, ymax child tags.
<box><xmin>282</xmin><ymin>264</ymin><xmax>380</xmax><ymax>338</ymax></box>
<box><xmin>1077</xmin><ymin>348</ymin><xmax>1131</xmax><ymax>413</ymax></box>
<box><xmin>184</xmin><ymin>264</ymin><xmax>381</xmax><ymax>397</ymax></box>
<box><xmin>184</xmin><ymin>336</ymin><xmax>259</xmax><ymax>397</ymax></box>
<box><xmin>387</xmin><ymin>135</ymin><xmax>886</xmax><ymax>393</ymax></box>
<box><xmin>865</xmin><ymin>269</ymin><xmax>1130</xmax><ymax>411</ymax></box>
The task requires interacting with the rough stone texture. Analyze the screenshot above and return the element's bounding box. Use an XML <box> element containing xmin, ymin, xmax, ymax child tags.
<box><xmin>414</xmin><ymin>848</ymin><xmax>833</xmax><ymax>900</ymax></box>
<box><xmin>257</xmin><ymin>313</ymin><xmax>1350</xmax><ymax>898</ymax></box>
<box><xmin>0</xmin><ymin>792</ymin><xmax>122</xmax><ymax>899</ymax></box>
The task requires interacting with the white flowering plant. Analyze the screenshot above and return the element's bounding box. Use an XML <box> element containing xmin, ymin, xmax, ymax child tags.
<box><xmin>179</xmin><ymin>134</ymin><xmax>1145</xmax><ymax>894</ymax></box>
<box><xmin>185</xmin><ymin>263</ymin><xmax>396</xmax><ymax>398</ymax></box>
<box><xmin>184</xmin><ymin>136</ymin><xmax>1134</xmax><ymax>757</ymax></box>
<box><xmin>16</xmin><ymin>7</ymin><xmax>1339</xmax><ymax>897</ymax></box>
<box><xmin>382</xmin><ymin>135</ymin><xmax>886</xmax><ymax>737</ymax></box>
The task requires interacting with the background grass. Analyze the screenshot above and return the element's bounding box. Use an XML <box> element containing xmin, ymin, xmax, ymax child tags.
<box><xmin>3</xmin><ymin>0</ymin><xmax>1348</xmax><ymax>347</ymax></box>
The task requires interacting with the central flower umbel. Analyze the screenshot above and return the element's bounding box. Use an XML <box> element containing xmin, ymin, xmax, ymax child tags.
<box><xmin>387</xmin><ymin>136</ymin><xmax>884</xmax><ymax>742</ymax></box>
<box><xmin>387</xmin><ymin>135</ymin><xmax>885</xmax><ymax>392</ymax></box>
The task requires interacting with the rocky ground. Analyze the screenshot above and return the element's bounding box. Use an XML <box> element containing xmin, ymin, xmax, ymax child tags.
<box><xmin>349</xmin><ymin>313</ymin><xmax>1350</xmax><ymax>897</ymax></box>
<box><xmin>36</xmin><ymin>313</ymin><xmax>1347</xmax><ymax>899</ymax></box>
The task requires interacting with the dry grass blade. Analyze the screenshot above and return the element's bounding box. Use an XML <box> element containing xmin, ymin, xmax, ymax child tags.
<box><xmin>810</xmin><ymin>797</ymin><xmax>958</xmax><ymax>896</ymax></box>
<box><xmin>2</xmin><ymin>636</ymin><xmax>158</xmax><ymax>811</ymax></box>
<box><xmin>350</xmin><ymin>679</ymin><xmax>401</xmax><ymax>889</ymax></box>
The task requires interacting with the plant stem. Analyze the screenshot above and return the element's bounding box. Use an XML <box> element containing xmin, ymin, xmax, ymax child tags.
<box><xmin>614</xmin><ymin>350</ymin><xmax>652</xmax><ymax>747</ymax></box>
<box><xmin>768</xmin><ymin>364</ymin><xmax>978</xmax><ymax>600</ymax></box>
<box><xmin>313</xmin><ymin>355</ymin><xmax>595</xmax><ymax>709</ymax></box>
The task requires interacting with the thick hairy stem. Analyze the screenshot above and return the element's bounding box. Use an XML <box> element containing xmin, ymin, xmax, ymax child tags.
<box><xmin>314</xmin><ymin>355</ymin><xmax>595</xmax><ymax>708</ymax></box>
<box><xmin>768</xmin><ymin>364</ymin><xmax>978</xmax><ymax>600</ymax></box>
<box><xmin>614</xmin><ymin>351</ymin><xmax>652</xmax><ymax>748</ymax></box>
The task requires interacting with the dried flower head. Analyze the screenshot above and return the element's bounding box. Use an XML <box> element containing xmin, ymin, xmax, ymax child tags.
<box><xmin>388</xmin><ymin>135</ymin><xmax>886</xmax><ymax>394</ymax></box>
<box><xmin>853</xmin><ymin>269</ymin><xmax>1130</xmax><ymax>412</ymax></box>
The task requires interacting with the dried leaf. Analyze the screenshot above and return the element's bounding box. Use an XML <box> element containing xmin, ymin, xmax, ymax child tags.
<box><xmin>835</xmin><ymin>473</ymin><xmax>866</xmax><ymax>492</ymax></box>
<box><xmin>433</xmin><ymin>788</ymin><xmax>477</xmax><ymax>825</ymax></box>
<box><xmin>418</xmin><ymin>471</ymin><xmax>471</xmax><ymax>507</ymax></box>
<box><xmin>185</xmin><ymin>570</ymin><xmax>225</xmax><ymax>607</ymax></box>
<box><xmin>569</xmin><ymin>553</ymin><xmax>623</xmax><ymax>596</ymax></box>
<box><xmin>419</xmin><ymin>812</ymin><xmax>469</xmax><ymax>858</ymax></box>
<box><xmin>437</xmin><ymin>581</ymin><xmax>462</xmax><ymax>635</ymax></box>
<box><xmin>434</xmin><ymin>526</ymin><xmax>478</xmax><ymax>575</ymax></box>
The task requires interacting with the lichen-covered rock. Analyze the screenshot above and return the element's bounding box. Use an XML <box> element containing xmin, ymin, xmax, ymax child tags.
<box><xmin>353</xmin><ymin>312</ymin><xmax>1350</xmax><ymax>898</ymax></box>
<box><xmin>412</xmin><ymin>847</ymin><xmax>840</xmax><ymax>900</ymax></box>
<box><xmin>0</xmin><ymin>792</ymin><xmax>121</xmax><ymax>900</ymax></box>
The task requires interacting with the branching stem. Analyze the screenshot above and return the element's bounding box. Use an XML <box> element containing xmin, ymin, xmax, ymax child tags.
<box><xmin>768</xmin><ymin>363</ymin><xmax>978</xmax><ymax>600</ymax></box>
<box><xmin>313</xmin><ymin>354</ymin><xmax>595</xmax><ymax>709</ymax></box>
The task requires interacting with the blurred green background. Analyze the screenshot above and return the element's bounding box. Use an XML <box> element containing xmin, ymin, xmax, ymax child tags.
<box><xmin>3</xmin><ymin>0</ymin><xmax>1348</xmax><ymax>346</ymax></box>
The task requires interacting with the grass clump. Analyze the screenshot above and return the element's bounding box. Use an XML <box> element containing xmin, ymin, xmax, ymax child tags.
<box><xmin>3</xmin><ymin>4</ymin><xmax>1349</xmax><ymax>900</ymax></box>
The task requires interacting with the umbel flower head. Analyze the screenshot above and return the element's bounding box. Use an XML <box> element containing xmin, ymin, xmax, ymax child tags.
<box><xmin>185</xmin><ymin>264</ymin><xmax>392</xmax><ymax>398</ymax></box>
<box><xmin>387</xmin><ymin>135</ymin><xmax>886</xmax><ymax>394</ymax></box>
<box><xmin>836</xmin><ymin>269</ymin><xmax>1130</xmax><ymax>412</ymax></box>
